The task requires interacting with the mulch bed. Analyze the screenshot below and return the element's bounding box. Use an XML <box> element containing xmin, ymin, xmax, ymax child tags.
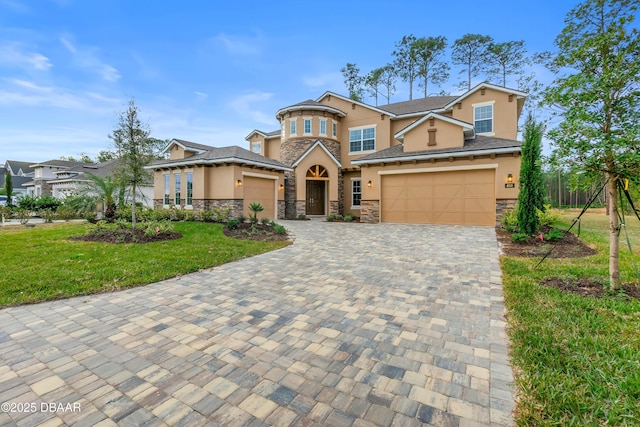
<box><xmin>70</xmin><ymin>229</ymin><xmax>182</xmax><ymax>244</ymax></box>
<box><xmin>496</xmin><ymin>226</ymin><xmax>598</xmax><ymax>258</ymax></box>
<box><xmin>541</xmin><ymin>277</ymin><xmax>640</xmax><ymax>301</ymax></box>
<box><xmin>222</xmin><ymin>223</ymin><xmax>289</xmax><ymax>242</ymax></box>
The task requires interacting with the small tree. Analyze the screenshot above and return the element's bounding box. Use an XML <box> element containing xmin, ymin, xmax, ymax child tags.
<box><xmin>81</xmin><ymin>174</ymin><xmax>119</xmax><ymax>220</ymax></box>
<box><xmin>543</xmin><ymin>0</ymin><xmax>640</xmax><ymax>290</ymax></box>
<box><xmin>340</xmin><ymin>63</ymin><xmax>364</xmax><ymax>101</ymax></box>
<box><xmin>517</xmin><ymin>113</ymin><xmax>545</xmax><ymax>235</ymax></box>
<box><xmin>109</xmin><ymin>98</ymin><xmax>153</xmax><ymax>229</ymax></box>
<box><xmin>4</xmin><ymin>172</ymin><xmax>13</xmax><ymax>206</ymax></box>
<box><xmin>452</xmin><ymin>33</ymin><xmax>494</xmax><ymax>91</ymax></box>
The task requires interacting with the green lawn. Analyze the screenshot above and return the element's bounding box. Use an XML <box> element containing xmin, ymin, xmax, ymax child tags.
<box><xmin>501</xmin><ymin>209</ymin><xmax>640</xmax><ymax>426</ymax></box>
<box><xmin>0</xmin><ymin>221</ymin><xmax>289</xmax><ymax>307</ymax></box>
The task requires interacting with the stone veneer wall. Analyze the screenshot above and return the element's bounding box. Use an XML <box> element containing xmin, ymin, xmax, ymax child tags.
<box><xmin>278</xmin><ymin>201</ymin><xmax>286</xmax><ymax>220</ymax></box>
<box><xmin>329</xmin><ymin>201</ymin><xmax>339</xmax><ymax>216</ymax></box>
<box><xmin>295</xmin><ymin>201</ymin><xmax>306</xmax><ymax>217</ymax></box>
<box><xmin>360</xmin><ymin>200</ymin><xmax>380</xmax><ymax>223</ymax></box>
<box><xmin>496</xmin><ymin>199</ymin><xmax>517</xmax><ymax>226</ymax></box>
<box><xmin>280</xmin><ymin>138</ymin><xmax>341</xmax><ymax>167</ymax></box>
<box><xmin>284</xmin><ymin>172</ymin><xmax>297</xmax><ymax>219</ymax></box>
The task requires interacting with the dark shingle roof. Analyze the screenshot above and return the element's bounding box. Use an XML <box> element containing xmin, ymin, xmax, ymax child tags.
<box><xmin>354</xmin><ymin>135</ymin><xmax>522</xmax><ymax>163</ymax></box>
<box><xmin>173</xmin><ymin>139</ymin><xmax>215</xmax><ymax>151</ymax></box>
<box><xmin>378</xmin><ymin>96</ymin><xmax>458</xmax><ymax>116</ymax></box>
<box><xmin>264</xmin><ymin>130</ymin><xmax>280</xmax><ymax>137</ymax></box>
<box><xmin>30</xmin><ymin>159</ymin><xmax>84</xmax><ymax>168</ymax></box>
<box><xmin>6</xmin><ymin>160</ymin><xmax>35</xmax><ymax>175</ymax></box>
<box><xmin>151</xmin><ymin>145</ymin><xmax>290</xmax><ymax>171</ymax></box>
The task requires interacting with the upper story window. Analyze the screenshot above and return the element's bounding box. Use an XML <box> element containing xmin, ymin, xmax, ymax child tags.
<box><xmin>319</xmin><ymin>119</ymin><xmax>327</xmax><ymax>136</ymax></box>
<box><xmin>349</xmin><ymin>126</ymin><xmax>376</xmax><ymax>153</ymax></box>
<box><xmin>252</xmin><ymin>142</ymin><xmax>262</xmax><ymax>154</ymax></box>
<box><xmin>474</xmin><ymin>103</ymin><xmax>494</xmax><ymax>134</ymax></box>
<box><xmin>332</xmin><ymin>122</ymin><xmax>337</xmax><ymax>138</ymax></box>
<box><xmin>175</xmin><ymin>174</ymin><xmax>181</xmax><ymax>205</ymax></box>
<box><xmin>290</xmin><ymin>119</ymin><xmax>297</xmax><ymax>136</ymax></box>
<box><xmin>281</xmin><ymin>123</ymin><xmax>285</xmax><ymax>138</ymax></box>
<box><xmin>303</xmin><ymin>118</ymin><xmax>312</xmax><ymax>135</ymax></box>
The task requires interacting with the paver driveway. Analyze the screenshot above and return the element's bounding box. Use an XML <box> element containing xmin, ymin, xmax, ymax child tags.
<box><xmin>0</xmin><ymin>221</ymin><xmax>515</xmax><ymax>427</ymax></box>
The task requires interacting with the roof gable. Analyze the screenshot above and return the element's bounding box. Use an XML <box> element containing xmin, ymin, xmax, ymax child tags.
<box><xmin>394</xmin><ymin>113</ymin><xmax>475</xmax><ymax>142</ymax></box>
<box><xmin>291</xmin><ymin>140</ymin><xmax>342</xmax><ymax>169</ymax></box>
<box><xmin>315</xmin><ymin>91</ymin><xmax>395</xmax><ymax>117</ymax></box>
<box><xmin>443</xmin><ymin>83</ymin><xmax>527</xmax><ymax>110</ymax></box>
<box><xmin>162</xmin><ymin>138</ymin><xmax>214</xmax><ymax>155</ymax></box>
<box><xmin>379</xmin><ymin>96</ymin><xmax>458</xmax><ymax>117</ymax></box>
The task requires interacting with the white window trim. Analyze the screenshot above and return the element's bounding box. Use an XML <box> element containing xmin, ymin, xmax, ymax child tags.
<box><xmin>303</xmin><ymin>117</ymin><xmax>312</xmax><ymax>135</ymax></box>
<box><xmin>472</xmin><ymin>101</ymin><xmax>495</xmax><ymax>136</ymax></box>
<box><xmin>290</xmin><ymin>119</ymin><xmax>297</xmax><ymax>136</ymax></box>
<box><xmin>348</xmin><ymin>124</ymin><xmax>377</xmax><ymax>155</ymax></box>
<box><xmin>252</xmin><ymin>142</ymin><xmax>262</xmax><ymax>154</ymax></box>
<box><xmin>319</xmin><ymin>118</ymin><xmax>327</xmax><ymax>136</ymax></box>
<box><xmin>332</xmin><ymin>121</ymin><xmax>338</xmax><ymax>138</ymax></box>
<box><xmin>186</xmin><ymin>172</ymin><xmax>193</xmax><ymax>208</ymax></box>
<box><xmin>351</xmin><ymin>178</ymin><xmax>362</xmax><ymax>210</ymax></box>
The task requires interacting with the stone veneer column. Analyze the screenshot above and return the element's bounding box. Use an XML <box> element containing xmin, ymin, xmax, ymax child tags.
<box><xmin>496</xmin><ymin>199</ymin><xmax>517</xmax><ymax>226</ymax></box>
<box><xmin>360</xmin><ymin>200</ymin><xmax>380</xmax><ymax>223</ymax></box>
<box><xmin>284</xmin><ymin>172</ymin><xmax>297</xmax><ymax>219</ymax></box>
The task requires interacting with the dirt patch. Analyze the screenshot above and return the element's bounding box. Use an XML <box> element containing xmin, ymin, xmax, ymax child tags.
<box><xmin>541</xmin><ymin>277</ymin><xmax>640</xmax><ymax>301</ymax></box>
<box><xmin>70</xmin><ymin>229</ymin><xmax>182</xmax><ymax>244</ymax></box>
<box><xmin>496</xmin><ymin>226</ymin><xmax>598</xmax><ymax>258</ymax></box>
<box><xmin>223</xmin><ymin>222</ymin><xmax>289</xmax><ymax>242</ymax></box>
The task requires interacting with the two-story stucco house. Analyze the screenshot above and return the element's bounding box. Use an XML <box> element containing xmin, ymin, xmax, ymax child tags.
<box><xmin>149</xmin><ymin>82</ymin><xmax>525</xmax><ymax>226</ymax></box>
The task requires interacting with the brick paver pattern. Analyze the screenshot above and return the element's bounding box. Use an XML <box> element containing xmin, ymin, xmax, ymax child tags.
<box><xmin>0</xmin><ymin>221</ymin><xmax>515</xmax><ymax>426</ymax></box>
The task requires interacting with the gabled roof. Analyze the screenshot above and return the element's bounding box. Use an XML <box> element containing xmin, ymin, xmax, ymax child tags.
<box><xmin>5</xmin><ymin>160</ymin><xmax>34</xmax><ymax>176</ymax></box>
<box><xmin>276</xmin><ymin>98</ymin><xmax>346</xmax><ymax>119</ymax></box>
<box><xmin>394</xmin><ymin>112</ymin><xmax>475</xmax><ymax>142</ymax></box>
<box><xmin>379</xmin><ymin>96</ymin><xmax>458</xmax><ymax>116</ymax></box>
<box><xmin>162</xmin><ymin>138</ymin><xmax>215</xmax><ymax>154</ymax></box>
<box><xmin>291</xmin><ymin>140</ymin><xmax>342</xmax><ymax>169</ymax></box>
<box><xmin>443</xmin><ymin>82</ymin><xmax>527</xmax><ymax>110</ymax></box>
<box><xmin>315</xmin><ymin>91</ymin><xmax>393</xmax><ymax>117</ymax></box>
<box><xmin>245</xmin><ymin>129</ymin><xmax>280</xmax><ymax>141</ymax></box>
<box><xmin>49</xmin><ymin>159</ymin><xmax>153</xmax><ymax>186</ymax></box>
<box><xmin>29</xmin><ymin>159</ymin><xmax>81</xmax><ymax>168</ymax></box>
<box><xmin>352</xmin><ymin>135</ymin><xmax>522</xmax><ymax>165</ymax></box>
<box><xmin>147</xmin><ymin>144</ymin><xmax>291</xmax><ymax>172</ymax></box>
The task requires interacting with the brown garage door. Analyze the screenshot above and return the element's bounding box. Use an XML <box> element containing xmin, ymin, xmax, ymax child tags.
<box><xmin>243</xmin><ymin>176</ymin><xmax>276</xmax><ymax>220</ymax></box>
<box><xmin>381</xmin><ymin>169</ymin><xmax>495</xmax><ymax>226</ymax></box>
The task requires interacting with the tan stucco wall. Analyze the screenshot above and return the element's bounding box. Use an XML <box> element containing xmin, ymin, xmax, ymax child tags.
<box><xmin>293</xmin><ymin>146</ymin><xmax>339</xmax><ymax>201</ymax></box>
<box><xmin>451</xmin><ymin>88</ymin><xmax>519</xmax><ymax>140</ymax></box>
<box><xmin>359</xmin><ymin>154</ymin><xmax>521</xmax><ymax>202</ymax></box>
<box><xmin>265</xmin><ymin>138</ymin><xmax>281</xmax><ymax>161</ymax></box>
<box><xmin>281</xmin><ymin>114</ymin><xmax>340</xmax><ymax>142</ymax></box>
<box><xmin>169</xmin><ymin>144</ymin><xmax>186</xmax><ymax>160</ymax></box>
<box><xmin>403</xmin><ymin>118</ymin><xmax>464</xmax><ymax>152</ymax></box>
<box><xmin>319</xmin><ymin>96</ymin><xmax>393</xmax><ymax>168</ymax></box>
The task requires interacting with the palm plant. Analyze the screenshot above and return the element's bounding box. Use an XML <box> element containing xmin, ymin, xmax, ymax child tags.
<box><xmin>248</xmin><ymin>202</ymin><xmax>264</xmax><ymax>223</ymax></box>
<box><xmin>81</xmin><ymin>174</ymin><xmax>120</xmax><ymax>220</ymax></box>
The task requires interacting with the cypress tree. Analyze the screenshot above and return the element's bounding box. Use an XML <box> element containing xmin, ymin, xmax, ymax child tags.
<box><xmin>517</xmin><ymin>112</ymin><xmax>545</xmax><ymax>235</ymax></box>
<box><xmin>4</xmin><ymin>172</ymin><xmax>12</xmax><ymax>206</ymax></box>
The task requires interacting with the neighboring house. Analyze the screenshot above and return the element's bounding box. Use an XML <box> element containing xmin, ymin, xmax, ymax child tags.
<box><xmin>150</xmin><ymin>82</ymin><xmax>525</xmax><ymax>225</ymax></box>
<box><xmin>23</xmin><ymin>159</ymin><xmax>154</xmax><ymax>207</ymax></box>
<box><xmin>0</xmin><ymin>160</ymin><xmax>35</xmax><ymax>198</ymax></box>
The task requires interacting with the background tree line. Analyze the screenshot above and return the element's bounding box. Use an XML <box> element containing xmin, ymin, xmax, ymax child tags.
<box><xmin>341</xmin><ymin>33</ymin><xmax>545</xmax><ymax>106</ymax></box>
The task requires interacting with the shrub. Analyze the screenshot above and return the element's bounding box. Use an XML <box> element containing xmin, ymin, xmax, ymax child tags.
<box><xmin>151</xmin><ymin>209</ymin><xmax>173</xmax><ymax>221</ymax></box>
<box><xmin>56</xmin><ymin>205</ymin><xmax>78</xmax><ymax>221</ymax></box>
<box><xmin>344</xmin><ymin>213</ymin><xmax>356</xmax><ymax>222</ymax></box>
<box><xmin>537</xmin><ymin>205</ymin><xmax>560</xmax><ymax>227</ymax></box>
<box><xmin>297</xmin><ymin>213</ymin><xmax>306</xmax><ymax>220</ymax></box>
<box><xmin>237</xmin><ymin>214</ymin><xmax>247</xmax><ymax>224</ymax></box>
<box><xmin>213</xmin><ymin>207</ymin><xmax>231</xmax><ymax>223</ymax></box>
<box><xmin>544</xmin><ymin>228</ymin><xmax>564</xmax><ymax>242</ymax></box>
<box><xmin>184</xmin><ymin>211</ymin><xmax>196</xmax><ymax>222</ymax></box>
<box><xmin>90</xmin><ymin>220</ymin><xmax>110</xmax><ymax>236</ymax></box>
<box><xmin>273</xmin><ymin>224</ymin><xmax>287</xmax><ymax>235</ymax></box>
<box><xmin>335</xmin><ymin>214</ymin><xmax>344</xmax><ymax>221</ymax></box>
<box><xmin>35</xmin><ymin>195</ymin><xmax>61</xmax><ymax>212</ymax></box>
<box><xmin>201</xmin><ymin>209</ymin><xmax>215</xmax><ymax>222</ymax></box>
<box><xmin>40</xmin><ymin>208</ymin><xmax>55</xmax><ymax>223</ymax></box>
<box><xmin>502</xmin><ymin>208</ymin><xmax>519</xmax><ymax>233</ymax></box>
<box><xmin>17</xmin><ymin>195</ymin><xmax>38</xmax><ymax>212</ymax></box>
<box><xmin>15</xmin><ymin>209</ymin><xmax>29</xmax><ymax>225</ymax></box>
<box><xmin>226</xmin><ymin>219</ymin><xmax>239</xmax><ymax>229</ymax></box>
<box><xmin>248</xmin><ymin>202</ymin><xmax>264</xmax><ymax>223</ymax></box>
<box><xmin>143</xmin><ymin>220</ymin><xmax>174</xmax><ymax>237</ymax></box>
<box><xmin>115</xmin><ymin>218</ymin><xmax>130</xmax><ymax>229</ymax></box>
<box><xmin>511</xmin><ymin>232</ymin><xmax>529</xmax><ymax>243</ymax></box>
<box><xmin>326</xmin><ymin>214</ymin><xmax>335</xmax><ymax>222</ymax></box>
<box><xmin>173</xmin><ymin>207</ymin><xmax>187</xmax><ymax>221</ymax></box>
<box><xmin>260</xmin><ymin>217</ymin><xmax>270</xmax><ymax>225</ymax></box>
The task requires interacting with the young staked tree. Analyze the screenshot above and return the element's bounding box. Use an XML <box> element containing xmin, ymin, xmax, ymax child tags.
<box><xmin>452</xmin><ymin>33</ymin><xmax>494</xmax><ymax>91</ymax></box>
<box><xmin>4</xmin><ymin>172</ymin><xmax>13</xmax><ymax>206</ymax></box>
<box><xmin>392</xmin><ymin>34</ymin><xmax>419</xmax><ymax>100</ymax></box>
<box><xmin>340</xmin><ymin>63</ymin><xmax>364</xmax><ymax>101</ymax></box>
<box><xmin>487</xmin><ymin>40</ymin><xmax>528</xmax><ymax>87</ymax></box>
<box><xmin>517</xmin><ymin>113</ymin><xmax>545</xmax><ymax>235</ymax></box>
<box><xmin>413</xmin><ymin>36</ymin><xmax>449</xmax><ymax>97</ymax></box>
<box><xmin>109</xmin><ymin>98</ymin><xmax>153</xmax><ymax>229</ymax></box>
<box><xmin>543</xmin><ymin>0</ymin><xmax>640</xmax><ymax>290</ymax></box>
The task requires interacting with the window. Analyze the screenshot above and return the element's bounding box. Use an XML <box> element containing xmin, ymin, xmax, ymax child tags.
<box><xmin>352</xmin><ymin>179</ymin><xmax>362</xmax><ymax>208</ymax></box>
<box><xmin>349</xmin><ymin>126</ymin><xmax>376</xmax><ymax>153</ymax></box>
<box><xmin>252</xmin><ymin>142</ymin><xmax>262</xmax><ymax>154</ymax></box>
<box><xmin>304</xmin><ymin>118</ymin><xmax>312</xmax><ymax>134</ymax></box>
<box><xmin>163</xmin><ymin>175</ymin><xmax>170</xmax><ymax>205</ymax></box>
<box><xmin>474</xmin><ymin>104</ymin><xmax>493</xmax><ymax>134</ymax></box>
<box><xmin>186</xmin><ymin>173</ymin><xmax>193</xmax><ymax>206</ymax></box>
<box><xmin>175</xmin><ymin>174</ymin><xmax>181</xmax><ymax>205</ymax></box>
<box><xmin>332</xmin><ymin>122</ymin><xmax>337</xmax><ymax>138</ymax></box>
<box><xmin>290</xmin><ymin>119</ymin><xmax>297</xmax><ymax>136</ymax></box>
<box><xmin>319</xmin><ymin>119</ymin><xmax>327</xmax><ymax>136</ymax></box>
<box><xmin>281</xmin><ymin>122</ymin><xmax>285</xmax><ymax>138</ymax></box>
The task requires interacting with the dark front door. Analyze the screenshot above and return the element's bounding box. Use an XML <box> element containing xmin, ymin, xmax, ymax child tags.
<box><xmin>306</xmin><ymin>180</ymin><xmax>325</xmax><ymax>215</ymax></box>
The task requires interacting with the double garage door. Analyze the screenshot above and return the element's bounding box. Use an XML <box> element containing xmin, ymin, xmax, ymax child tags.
<box><xmin>243</xmin><ymin>176</ymin><xmax>276</xmax><ymax>220</ymax></box>
<box><xmin>381</xmin><ymin>169</ymin><xmax>496</xmax><ymax>226</ymax></box>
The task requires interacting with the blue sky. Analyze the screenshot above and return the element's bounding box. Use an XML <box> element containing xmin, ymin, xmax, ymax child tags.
<box><xmin>0</xmin><ymin>0</ymin><xmax>580</xmax><ymax>163</ymax></box>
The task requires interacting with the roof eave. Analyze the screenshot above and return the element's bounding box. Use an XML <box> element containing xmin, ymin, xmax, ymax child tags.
<box><xmin>315</xmin><ymin>91</ymin><xmax>396</xmax><ymax>118</ymax></box>
<box><xmin>352</xmin><ymin>146</ymin><xmax>521</xmax><ymax>165</ymax></box>
<box><xmin>145</xmin><ymin>157</ymin><xmax>292</xmax><ymax>172</ymax></box>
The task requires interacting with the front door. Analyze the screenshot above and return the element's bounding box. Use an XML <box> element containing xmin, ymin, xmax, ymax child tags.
<box><xmin>306</xmin><ymin>180</ymin><xmax>325</xmax><ymax>215</ymax></box>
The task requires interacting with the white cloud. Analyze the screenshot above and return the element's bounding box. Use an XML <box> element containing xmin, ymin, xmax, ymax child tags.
<box><xmin>60</xmin><ymin>35</ymin><xmax>121</xmax><ymax>82</ymax></box>
<box><xmin>229</xmin><ymin>91</ymin><xmax>275</xmax><ymax>126</ymax></box>
<box><xmin>211</xmin><ymin>32</ymin><xmax>263</xmax><ymax>56</ymax></box>
<box><xmin>0</xmin><ymin>42</ymin><xmax>52</xmax><ymax>71</ymax></box>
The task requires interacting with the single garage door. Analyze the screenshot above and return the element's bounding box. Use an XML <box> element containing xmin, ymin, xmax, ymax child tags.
<box><xmin>243</xmin><ymin>176</ymin><xmax>276</xmax><ymax>220</ymax></box>
<box><xmin>381</xmin><ymin>169</ymin><xmax>495</xmax><ymax>226</ymax></box>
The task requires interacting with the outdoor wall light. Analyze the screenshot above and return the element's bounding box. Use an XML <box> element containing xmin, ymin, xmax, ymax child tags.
<box><xmin>236</xmin><ymin>179</ymin><xmax>242</xmax><ymax>186</ymax></box>
<box><xmin>279</xmin><ymin>184</ymin><xmax>284</xmax><ymax>191</ymax></box>
<box><xmin>367</xmin><ymin>180</ymin><xmax>372</xmax><ymax>188</ymax></box>
<box><xmin>507</xmin><ymin>174</ymin><xmax>513</xmax><ymax>183</ymax></box>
